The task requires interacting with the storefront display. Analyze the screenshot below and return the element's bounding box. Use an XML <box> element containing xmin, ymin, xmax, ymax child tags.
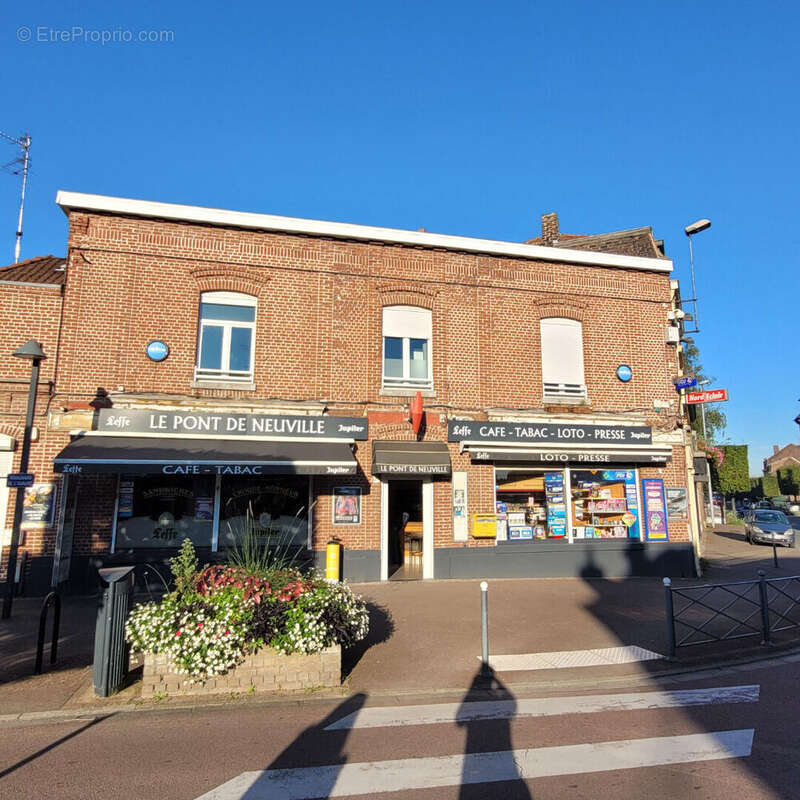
<box><xmin>114</xmin><ymin>475</ymin><xmax>215</xmax><ymax>549</ymax></box>
<box><xmin>571</xmin><ymin>469</ymin><xmax>640</xmax><ymax>540</ymax></box>
<box><xmin>495</xmin><ymin>470</ymin><xmax>567</xmax><ymax>541</ymax></box>
<box><xmin>219</xmin><ymin>476</ymin><xmax>309</xmax><ymax>547</ymax></box>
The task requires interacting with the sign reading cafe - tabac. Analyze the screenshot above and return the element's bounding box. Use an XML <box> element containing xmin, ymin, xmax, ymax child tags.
<box><xmin>95</xmin><ymin>409</ymin><xmax>368</xmax><ymax>440</ymax></box>
<box><xmin>447</xmin><ymin>420</ymin><xmax>652</xmax><ymax>445</ymax></box>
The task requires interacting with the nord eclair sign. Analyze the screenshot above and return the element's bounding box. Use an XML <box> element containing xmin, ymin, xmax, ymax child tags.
<box><xmin>96</xmin><ymin>409</ymin><xmax>368</xmax><ymax>440</ymax></box>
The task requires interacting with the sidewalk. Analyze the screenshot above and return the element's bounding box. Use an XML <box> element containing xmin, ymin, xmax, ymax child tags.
<box><xmin>3</xmin><ymin>528</ymin><xmax>799</xmax><ymax>720</ymax></box>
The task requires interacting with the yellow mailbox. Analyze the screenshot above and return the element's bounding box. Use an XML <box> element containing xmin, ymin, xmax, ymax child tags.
<box><xmin>471</xmin><ymin>513</ymin><xmax>498</xmax><ymax>538</ymax></box>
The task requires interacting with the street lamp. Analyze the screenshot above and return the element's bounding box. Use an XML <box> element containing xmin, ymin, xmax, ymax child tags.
<box><xmin>683</xmin><ymin>219</ymin><xmax>711</xmax><ymax>334</ymax></box>
<box><xmin>2</xmin><ymin>340</ymin><xmax>46</xmax><ymax>618</ymax></box>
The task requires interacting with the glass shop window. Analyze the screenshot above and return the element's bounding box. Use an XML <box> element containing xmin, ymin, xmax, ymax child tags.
<box><xmin>115</xmin><ymin>475</ymin><xmax>215</xmax><ymax>549</ymax></box>
<box><xmin>570</xmin><ymin>469</ymin><xmax>640</xmax><ymax>540</ymax></box>
<box><xmin>218</xmin><ymin>476</ymin><xmax>310</xmax><ymax>548</ymax></box>
<box><xmin>495</xmin><ymin>469</ymin><xmax>568</xmax><ymax>541</ymax></box>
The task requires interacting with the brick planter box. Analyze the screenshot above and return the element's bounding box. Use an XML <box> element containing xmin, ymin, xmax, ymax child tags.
<box><xmin>141</xmin><ymin>645</ymin><xmax>341</xmax><ymax>698</ymax></box>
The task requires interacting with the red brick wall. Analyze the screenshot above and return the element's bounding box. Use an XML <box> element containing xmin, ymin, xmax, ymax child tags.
<box><xmin>2</xmin><ymin>207</ymin><xmax>690</xmax><ymax>579</ymax></box>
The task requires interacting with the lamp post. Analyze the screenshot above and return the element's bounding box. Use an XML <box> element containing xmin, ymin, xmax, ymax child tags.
<box><xmin>683</xmin><ymin>219</ymin><xmax>711</xmax><ymax>333</ymax></box>
<box><xmin>2</xmin><ymin>340</ymin><xmax>46</xmax><ymax>619</ymax></box>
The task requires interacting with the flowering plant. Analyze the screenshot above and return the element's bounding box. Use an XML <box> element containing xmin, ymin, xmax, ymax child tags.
<box><xmin>125</xmin><ymin>539</ymin><xmax>369</xmax><ymax>681</ymax></box>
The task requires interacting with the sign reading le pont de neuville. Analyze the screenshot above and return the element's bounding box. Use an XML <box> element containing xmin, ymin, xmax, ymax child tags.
<box><xmin>96</xmin><ymin>409</ymin><xmax>368</xmax><ymax>440</ymax></box>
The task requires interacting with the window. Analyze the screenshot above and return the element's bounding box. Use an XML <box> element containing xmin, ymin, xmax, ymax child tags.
<box><xmin>195</xmin><ymin>292</ymin><xmax>256</xmax><ymax>382</ymax></box>
<box><xmin>540</xmin><ymin>317</ymin><xmax>586</xmax><ymax>400</ymax></box>
<box><xmin>382</xmin><ymin>306</ymin><xmax>432</xmax><ymax>389</ymax></box>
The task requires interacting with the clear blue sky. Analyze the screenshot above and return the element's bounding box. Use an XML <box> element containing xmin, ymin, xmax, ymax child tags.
<box><xmin>2</xmin><ymin>0</ymin><xmax>798</xmax><ymax>475</ymax></box>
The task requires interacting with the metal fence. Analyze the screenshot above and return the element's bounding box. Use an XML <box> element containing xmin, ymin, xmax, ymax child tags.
<box><xmin>663</xmin><ymin>570</ymin><xmax>800</xmax><ymax>658</ymax></box>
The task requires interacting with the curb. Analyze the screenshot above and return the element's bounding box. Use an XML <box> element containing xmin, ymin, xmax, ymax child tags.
<box><xmin>3</xmin><ymin>642</ymin><xmax>800</xmax><ymax>727</ymax></box>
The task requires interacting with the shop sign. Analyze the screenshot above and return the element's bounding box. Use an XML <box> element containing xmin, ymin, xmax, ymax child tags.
<box><xmin>469</xmin><ymin>450</ymin><xmax>667</xmax><ymax>465</ymax></box>
<box><xmin>333</xmin><ymin>487</ymin><xmax>361</xmax><ymax>525</ymax></box>
<box><xmin>685</xmin><ymin>389</ymin><xmax>729</xmax><ymax>404</ymax></box>
<box><xmin>145</xmin><ymin>340</ymin><xmax>170</xmax><ymax>362</ymax></box>
<box><xmin>373</xmin><ymin>462</ymin><xmax>450</xmax><ymax>475</ymax></box>
<box><xmin>96</xmin><ymin>408</ymin><xmax>368</xmax><ymax>440</ymax></box>
<box><xmin>448</xmin><ymin>420</ymin><xmax>652</xmax><ymax>445</ymax></box>
<box><xmin>642</xmin><ymin>478</ymin><xmax>668</xmax><ymax>541</ymax></box>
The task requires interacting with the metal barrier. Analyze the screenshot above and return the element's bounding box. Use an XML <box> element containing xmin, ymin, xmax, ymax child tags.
<box><xmin>34</xmin><ymin>591</ymin><xmax>61</xmax><ymax>674</ymax></box>
<box><xmin>664</xmin><ymin>570</ymin><xmax>800</xmax><ymax>658</ymax></box>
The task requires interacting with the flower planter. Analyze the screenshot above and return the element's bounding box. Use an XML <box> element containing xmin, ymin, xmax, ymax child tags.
<box><xmin>141</xmin><ymin>645</ymin><xmax>341</xmax><ymax>698</ymax></box>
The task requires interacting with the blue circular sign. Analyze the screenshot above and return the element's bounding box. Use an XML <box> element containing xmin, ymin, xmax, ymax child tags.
<box><xmin>145</xmin><ymin>340</ymin><xmax>169</xmax><ymax>362</ymax></box>
<box><xmin>616</xmin><ymin>365</ymin><xmax>632</xmax><ymax>383</ymax></box>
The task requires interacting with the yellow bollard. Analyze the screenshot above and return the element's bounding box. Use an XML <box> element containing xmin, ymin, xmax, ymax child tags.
<box><xmin>325</xmin><ymin>541</ymin><xmax>341</xmax><ymax>583</ymax></box>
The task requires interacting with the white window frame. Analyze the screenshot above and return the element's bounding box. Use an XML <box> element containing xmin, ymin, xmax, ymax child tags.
<box><xmin>540</xmin><ymin>317</ymin><xmax>587</xmax><ymax>401</ymax></box>
<box><xmin>195</xmin><ymin>291</ymin><xmax>257</xmax><ymax>383</ymax></box>
<box><xmin>381</xmin><ymin>305</ymin><xmax>433</xmax><ymax>390</ymax></box>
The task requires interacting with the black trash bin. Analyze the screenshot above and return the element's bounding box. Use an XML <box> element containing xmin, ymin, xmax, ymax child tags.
<box><xmin>93</xmin><ymin>566</ymin><xmax>135</xmax><ymax>697</ymax></box>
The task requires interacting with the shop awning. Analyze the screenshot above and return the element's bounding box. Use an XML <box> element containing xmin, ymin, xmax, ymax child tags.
<box><xmin>465</xmin><ymin>444</ymin><xmax>672</xmax><ymax>465</ymax></box>
<box><xmin>371</xmin><ymin>440</ymin><xmax>451</xmax><ymax>477</ymax></box>
<box><xmin>53</xmin><ymin>436</ymin><xmax>358</xmax><ymax>476</ymax></box>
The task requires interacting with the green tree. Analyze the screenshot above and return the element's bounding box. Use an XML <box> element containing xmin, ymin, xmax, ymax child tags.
<box><xmin>711</xmin><ymin>445</ymin><xmax>750</xmax><ymax>496</ymax></box>
<box><xmin>681</xmin><ymin>341</ymin><xmax>727</xmax><ymax>442</ymax></box>
<box><xmin>762</xmin><ymin>474</ymin><xmax>780</xmax><ymax>498</ymax></box>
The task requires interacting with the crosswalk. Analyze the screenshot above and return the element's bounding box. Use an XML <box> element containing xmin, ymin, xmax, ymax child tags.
<box><xmin>198</xmin><ymin>682</ymin><xmax>759</xmax><ymax>799</ymax></box>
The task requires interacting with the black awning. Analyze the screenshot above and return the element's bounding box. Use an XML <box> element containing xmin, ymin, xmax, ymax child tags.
<box><xmin>54</xmin><ymin>436</ymin><xmax>357</xmax><ymax>476</ymax></box>
<box><xmin>371</xmin><ymin>440</ymin><xmax>451</xmax><ymax>478</ymax></box>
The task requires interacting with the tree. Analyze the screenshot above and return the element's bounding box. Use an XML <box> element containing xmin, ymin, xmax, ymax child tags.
<box><xmin>711</xmin><ymin>445</ymin><xmax>750</xmax><ymax>496</ymax></box>
<box><xmin>681</xmin><ymin>341</ymin><xmax>727</xmax><ymax>443</ymax></box>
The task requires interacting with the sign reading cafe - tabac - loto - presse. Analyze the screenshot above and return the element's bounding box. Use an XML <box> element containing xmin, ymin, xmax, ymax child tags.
<box><xmin>447</xmin><ymin>420</ymin><xmax>653</xmax><ymax>445</ymax></box>
<box><xmin>95</xmin><ymin>408</ymin><xmax>369</xmax><ymax>439</ymax></box>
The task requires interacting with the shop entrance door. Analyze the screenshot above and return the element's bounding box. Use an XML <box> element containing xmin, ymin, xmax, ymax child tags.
<box><xmin>380</xmin><ymin>479</ymin><xmax>434</xmax><ymax>580</ymax></box>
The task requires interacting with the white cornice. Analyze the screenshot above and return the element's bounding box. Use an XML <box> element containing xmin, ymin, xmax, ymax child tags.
<box><xmin>56</xmin><ymin>191</ymin><xmax>673</xmax><ymax>274</ymax></box>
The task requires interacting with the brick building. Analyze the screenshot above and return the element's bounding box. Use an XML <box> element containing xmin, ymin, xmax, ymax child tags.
<box><xmin>0</xmin><ymin>193</ymin><xmax>699</xmax><ymax>594</ymax></box>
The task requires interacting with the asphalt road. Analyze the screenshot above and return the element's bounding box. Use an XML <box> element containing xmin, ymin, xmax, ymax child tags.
<box><xmin>2</xmin><ymin>657</ymin><xmax>800</xmax><ymax>799</ymax></box>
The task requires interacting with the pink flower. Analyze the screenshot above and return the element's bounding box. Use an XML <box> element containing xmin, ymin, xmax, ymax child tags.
<box><xmin>175</xmin><ymin>630</ymin><xmax>181</xmax><ymax>637</ymax></box>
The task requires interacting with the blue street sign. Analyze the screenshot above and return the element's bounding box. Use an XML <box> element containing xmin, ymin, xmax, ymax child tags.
<box><xmin>145</xmin><ymin>340</ymin><xmax>170</xmax><ymax>362</ymax></box>
<box><xmin>6</xmin><ymin>473</ymin><xmax>34</xmax><ymax>488</ymax></box>
<box><xmin>674</xmin><ymin>376</ymin><xmax>697</xmax><ymax>391</ymax></box>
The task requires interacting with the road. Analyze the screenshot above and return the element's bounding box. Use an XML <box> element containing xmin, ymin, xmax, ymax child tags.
<box><xmin>2</xmin><ymin>657</ymin><xmax>800</xmax><ymax>799</ymax></box>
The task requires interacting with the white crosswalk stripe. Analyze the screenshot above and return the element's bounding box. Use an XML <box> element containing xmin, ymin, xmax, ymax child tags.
<box><xmin>198</xmin><ymin>730</ymin><xmax>755</xmax><ymax>799</ymax></box>
<box><xmin>486</xmin><ymin>645</ymin><xmax>663</xmax><ymax>671</ymax></box>
<box><xmin>324</xmin><ymin>684</ymin><xmax>759</xmax><ymax>730</ymax></box>
<box><xmin>197</xmin><ymin>683</ymin><xmax>759</xmax><ymax>799</ymax></box>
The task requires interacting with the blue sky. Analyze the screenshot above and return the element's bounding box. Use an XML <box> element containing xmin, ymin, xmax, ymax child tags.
<box><xmin>2</xmin><ymin>0</ymin><xmax>798</xmax><ymax>474</ymax></box>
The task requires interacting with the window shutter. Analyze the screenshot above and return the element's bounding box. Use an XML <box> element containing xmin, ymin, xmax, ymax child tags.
<box><xmin>382</xmin><ymin>306</ymin><xmax>432</xmax><ymax>339</ymax></box>
<box><xmin>540</xmin><ymin>318</ymin><xmax>585</xmax><ymax>387</ymax></box>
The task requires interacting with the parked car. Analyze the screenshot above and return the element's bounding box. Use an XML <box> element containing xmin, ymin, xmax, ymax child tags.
<box><xmin>744</xmin><ymin>510</ymin><xmax>795</xmax><ymax>547</ymax></box>
<box><xmin>756</xmin><ymin>500</ymin><xmax>773</xmax><ymax>509</ymax></box>
<box><xmin>788</xmin><ymin>503</ymin><xmax>800</xmax><ymax>516</ymax></box>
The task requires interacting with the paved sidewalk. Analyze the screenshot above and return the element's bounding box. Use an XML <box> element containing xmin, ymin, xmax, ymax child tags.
<box><xmin>3</xmin><ymin>527</ymin><xmax>800</xmax><ymax>720</ymax></box>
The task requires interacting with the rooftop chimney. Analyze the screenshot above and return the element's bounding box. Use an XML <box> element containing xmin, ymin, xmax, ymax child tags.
<box><xmin>541</xmin><ymin>212</ymin><xmax>559</xmax><ymax>246</ymax></box>
<box><xmin>773</xmin><ymin>445</ymin><xmax>780</xmax><ymax>455</ymax></box>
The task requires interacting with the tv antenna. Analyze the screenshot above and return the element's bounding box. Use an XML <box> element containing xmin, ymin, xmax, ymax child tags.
<box><xmin>0</xmin><ymin>131</ymin><xmax>31</xmax><ymax>263</ymax></box>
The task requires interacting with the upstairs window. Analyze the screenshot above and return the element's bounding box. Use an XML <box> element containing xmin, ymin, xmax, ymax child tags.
<box><xmin>195</xmin><ymin>291</ymin><xmax>256</xmax><ymax>383</ymax></box>
<box><xmin>382</xmin><ymin>306</ymin><xmax>432</xmax><ymax>390</ymax></box>
<box><xmin>540</xmin><ymin>317</ymin><xmax>586</xmax><ymax>400</ymax></box>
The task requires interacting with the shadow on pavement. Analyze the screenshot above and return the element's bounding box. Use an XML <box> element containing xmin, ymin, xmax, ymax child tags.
<box><xmin>241</xmin><ymin>692</ymin><xmax>367</xmax><ymax>800</ymax></box>
<box><xmin>0</xmin><ymin>713</ymin><xmax>113</xmax><ymax>780</ymax></box>
<box><xmin>457</xmin><ymin>666</ymin><xmax>532</xmax><ymax>799</ymax></box>
<box><xmin>579</xmin><ymin>533</ymin><xmax>797</xmax><ymax>800</ymax></box>
<box><xmin>341</xmin><ymin>601</ymin><xmax>394</xmax><ymax>680</ymax></box>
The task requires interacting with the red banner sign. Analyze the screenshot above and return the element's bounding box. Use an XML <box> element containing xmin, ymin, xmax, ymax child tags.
<box><xmin>686</xmin><ymin>389</ymin><xmax>729</xmax><ymax>404</ymax></box>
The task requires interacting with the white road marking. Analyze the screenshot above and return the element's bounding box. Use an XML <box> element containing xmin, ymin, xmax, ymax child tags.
<box><xmin>197</xmin><ymin>729</ymin><xmax>754</xmax><ymax>799</ymax></box>
<box><xmin>487</xmin><ymin>644</ymin><xmax>663</xmax><ymax>671</ymax></box>
<box><xmin>324</xmin><ymin>684</ymin><xmax>760</xmax><ymax>730</ymax></box>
